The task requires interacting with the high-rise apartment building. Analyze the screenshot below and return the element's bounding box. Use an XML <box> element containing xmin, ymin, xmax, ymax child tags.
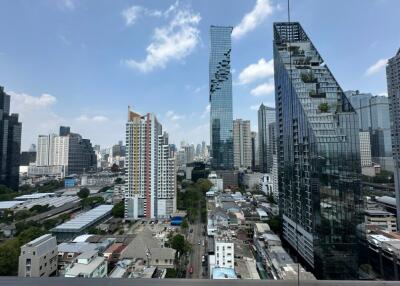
<box><xmin>34</xmin><ymin>130</ymin><xmax>96</xmax><ymax>175</ymax></box>
<box><xmin>258</xmin><ymin>104</ymin><xmax>275</xmax><ymax>173</ymax></box>
<box><xmin>251</xmin><ymin>131</ymin><xmax>259</xmax><ymax>171</ymax></box>
<box><xmin>125</xmin><ymin>108</ymin><xmax>176</xmax><ymax>219</ymax></box>
<box><xmin>18</xmin><ymin>234</ymin><xmax>58</xmax><ymax>277</ymax></box>
<box><xmin>209</xmin><ymin>26</ymin><xmax>234</xmax><ymax>170</ymax></box>
<box><xmin>387</xmin><ymin>48</ymin><xmax>400</xmax><ymax>229</ymax></box>
<box><xmin>359</xmin><ymin>131</ymin><xmax>372</xmax><ymax>167</ymax></box>
<box><xmin>0</xmin><ymin>86</ymin><xmax>21</xmax><ymax>190</ymax></box>
<box><xmin>274</xmin><ymin>22</ymin><xmax>362</xmax><ymax>279</ymax></box>
<box><xmin>233</xmin><ymin>119</ymin><xmax>252</xmax><ymax>169</ymax></box>
<box><xmin>346</xmin><ymin>90</ymin><xmax>393</xmax><ymax>171</ymax></box>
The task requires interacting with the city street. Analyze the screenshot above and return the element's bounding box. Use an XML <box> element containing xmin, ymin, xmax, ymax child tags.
<box><xmin>186</xmin><ymin>219</ymin><xmax>206</xmax><ymax>279</ymax></box>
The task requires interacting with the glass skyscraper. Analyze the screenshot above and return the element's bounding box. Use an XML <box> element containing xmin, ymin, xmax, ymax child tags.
<box><xmin>258</xmin><ymin>104</ymin><xmax>276</xmax><ymax>173</ymax></box>
<box><xmin>273</xmin><ymin>22</ymin><xmax>363</xmax><ymax>279</ymax></box>
<box><xmin>209</xmin><ymin>26</ymin><xmax>233</xmax><ymax>170</ymax></box>
<box><xmin>387</xmin><ymin>48</ymin><xmax>400</xmax><ymax>229</ymax></box>
<box><xmin>0</xmin><ymin>86</ymin><xmax>22</xmax><ymax>190</ymax></box>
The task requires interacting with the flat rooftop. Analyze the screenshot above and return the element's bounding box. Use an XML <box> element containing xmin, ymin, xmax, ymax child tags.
<box><xmin>52</xmin><ymin>205</ymin><xmax>113</xmax><ymax>232</ymax></box>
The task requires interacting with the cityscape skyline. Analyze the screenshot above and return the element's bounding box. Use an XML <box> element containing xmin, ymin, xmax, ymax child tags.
<box><xmin>0</xmin><ymin>0</ymin><xmax>398</xmax><ymax>150</ymax></box>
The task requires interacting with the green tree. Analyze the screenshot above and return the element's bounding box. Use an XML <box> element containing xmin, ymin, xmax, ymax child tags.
<box><xmin>112</xmin><ymin>201</ymin><xmax>124</xmax><ymax>218</ymax></box>
<box><xmin>77</xmin><ymin>188</ymin><xmax>90</xmax><ymax>199</ymax></box>
<box><xmin>170</xmin><ymin>234</ymin><xmax>186</xmax><ymax>254</ymax></box>
<box><xmin>196</xmin><ymin>179</ymin><xmax>212</xmax><ymax>193</ymax></box>
<box><xmin>18</xmin><ymin>227</ymin><xmax>46</xmax><ymax>245</ymax></box>
<box><xmin>81</xmin><ymin>196</ymin><xmax>105</xmax><ymax>209</ymax></box>
<box><xmin>165</xmin><ymin>268</ymin><xmax>177</xmax><ymax>278</ymax></box>
<box><xmin>180</xmin><ymin>219</ymin><xmax>189</xmax><ymax>232</ymax></box>
<box><xmin>0</xmin><ymin>238</ymin><xmax>20</xmax><ymax>275</ymax></box>
<box><xmin>267</xmin><ymin>215</ymin><xmax>282</xmax><ymax>235</ymax></box>
<box><xmin>114</xmin><ymin>177</ymin><xmax>124</xmax><ymax>184</ymax></box>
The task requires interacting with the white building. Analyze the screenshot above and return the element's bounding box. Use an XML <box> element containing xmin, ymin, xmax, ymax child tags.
<box><xmin>360</xmin><ymin>131</ymin><xmax>372</xmax><ymax>167</ymax></box>
<box><xmin>208</xmin><ymin>172</ymin><xmax>223</xmax><ymax>191</ymax></box>
<box><xmin>125</xmin><ymin>108</ymin><xmax>176</xmax><ymax>219</ymax></box>
<box><xmin>259</xmin><ymin>174</ymin><xmax>275</xmax><ymax>198</ymax></box>
<box><xmin>243</xmin><ymin>172</ymin><xmax>263</xmax><ymax>191</ymax></box>
<box><xmin>272</xmin><ymin>155</ymin><xmax>278</xmax><ymax>200</ymax></box>
<box><xmin>64</xmin><ymin>251</ymin><xmax>107</xmax><ymax>278</ymax></box>
<box><xmin>233</xmin><ymin>119</ymin><xmax>252</xmax><ymax>169</ymax></box>
<box><xmin>18</xmin><ymin>234</ymin><xmax>58</xmax><ymax>277</ymax></box>
<box><xmin>214</xmin><ymin>239</ymin><xmax>234</xmax><ymax>269</ymax></box>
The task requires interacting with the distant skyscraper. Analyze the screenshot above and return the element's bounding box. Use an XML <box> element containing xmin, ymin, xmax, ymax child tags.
<box><xmin>209</xmin><ymin>26</ymin><xmax>233</xmax><ymax>170</ymax></box>
<box><xmin>345</xmin><ymin>90</ymin><xmax>393</xmax><ymax>171</ymax></box>
<box><xmin>258</xmin><ymin>104</ymin><xmax>275</xmax><ymax>173</ymax></box>
<box><xmin>359</xmin><ymin>131</ymin><xmax>372</xmax><ymax>167</ymax></box>
<box><xmin>0</xmin><ymin>86</ymin><xmax>22</xmax><ymax>190</ymax></box>
<box><xmin>59</xmin><ymin>126</ymin><xmax>70</xmax><ymax>136</ymax></box>
<box><xmin>35</xmin><ymin>130</ymin><xmax>96</xmax><ymax>175</ymax></box>
<box><xmin>233</xmin><ymin>119</ymin><xmax>252</xmax><ymax>169</ymax></box>
<box><xmin>196</xmin><ymin>143</ymin><xmax>202</xmax><ymax>157</ymax></box>
<box><xmin>387</xmin><ymin>48</ymin><xmax>400</xmax><ymax>229</ymax></box>
<box><xmin>251</xmin><ymin>131</ymin><xmax>258</xmax><ymax>171</ymax></box>
<box><xmin>274</xmin><ymin>22</ymin><xmax>362</xmax><ymax>279</ymax></box>
<box><xmin>125</xmin><ymin>108</ymin><xmax>176</xmax><ymax>219</ymax></box>
<box><xmin>201</xmin><ymin>141</ymin><xmax>206</xmax><ymax>156</ymax></box>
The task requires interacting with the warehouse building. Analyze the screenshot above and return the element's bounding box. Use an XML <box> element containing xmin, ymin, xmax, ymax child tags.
<box><xmin>51</xmin><ymin>205</ymin><xmax>113</xmax><ymax>241</ymax></box>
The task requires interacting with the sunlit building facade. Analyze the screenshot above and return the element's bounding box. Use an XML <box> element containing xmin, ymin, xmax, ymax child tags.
<box><xmin>209</xmin><ymin>26</ymin><xmax>234</xmax><ymax>170</ymax></box>
<box><xmin>274</xmin><ymin>22</ymin><xmax>363</xmax><ymax>279</ymax></box>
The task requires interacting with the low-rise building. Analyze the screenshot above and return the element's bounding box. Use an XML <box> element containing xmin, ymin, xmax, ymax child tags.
<box><xmin>18</xmin><ymin>234</ymin><xmax>58</xmax><ymax>277</ymax></box>
<box><xmin>208</xmin><ymin>172</ymin><xmax>223</xmax><ymax>191</ymax></box>
<box><xmin>64</xmin><ymin>250</ymin><xmax>107</xmax><ymax>278</ymax></box>
<box><xmin>365</xmin><ymin>209</ymin><xmax>397</xmax><ymax>232</ymax></box>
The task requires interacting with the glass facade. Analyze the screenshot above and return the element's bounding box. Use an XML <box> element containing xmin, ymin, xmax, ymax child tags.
<box><xmin>0</xmin><ymin>86</ymin><xmax>21</xmax><ymax>190</ymax></box>
<box><xmin>209</xmin><ymin>26</ymin><xmax>234</xmax><ymax>170</ymax></box>
<box><xmin>273</xmin><ymin>22</ymin><xmax>363</xmax><ymax>279</ymax></box>
<box><xmin>387</xmin><ymin>48</ymin><xmax>400</xmax><ymax>228</ymax></box>
<box><xmin>258</xmin><ymin>104</ymin><xmax>276</xmax><ymax>173</ymax></box>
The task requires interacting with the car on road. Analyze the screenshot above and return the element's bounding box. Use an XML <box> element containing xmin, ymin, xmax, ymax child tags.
<box><xmin>198</xmin><ymin>240</ymin><xmax>201</xmax><ymax>245</ymax></box>
<box><xmin>190</xmin><ymin>229</ymin><xmax>193</xmax><ymax>233</ymax></box>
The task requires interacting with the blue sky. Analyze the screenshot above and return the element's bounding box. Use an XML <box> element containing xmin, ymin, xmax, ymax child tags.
<box><xmin>0</xmin><ymin>0</ymin><xmax>398</xmax><ymax>150</ymax></box>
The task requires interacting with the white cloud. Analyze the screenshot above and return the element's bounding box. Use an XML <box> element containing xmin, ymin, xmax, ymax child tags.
<box><xmin>250</xmin><ymin>79</ymin><xmax>275</xmax><ymax>96</ymax></box>
<box><xmin>124</xmin><ymin>3</ymin><xmax>201</xmax><ymax>73</ymax></box>
<box><xmin>378</xmin><ymin>92</ymin><xmax>388</xmax><ymax>97</ymax></box>
<box><xmin>76</xmin><ymin>115</ymin><xmax>109</xmax><ymax>123</ymax></box>
<box><xmin>166</xmin><ymin>110</ymin><xmax>184</xmax><ymax>121</ymax></box>
<box><xmin>122</xmin><ymin>6</ymin><xmax>142</xmax><ymax>26</ymax></box>
<box><xmin>9</xmin><ymin>92</ymin><xmax>57</xmax><ymax>110</ymax></box>
<box><xmin>365</xmin><ymin>58</ymin><xmax>388</xmax><ymax>76</ymax></box>
<box><xmin>238</xmin><ymin>58</ymin><xmax>274</xmax><ymax>84</ymax></box>
<box><xmin>232</xmin><ymin>0</ymin><xmax>273</xmax><ymax>40</ymax></box>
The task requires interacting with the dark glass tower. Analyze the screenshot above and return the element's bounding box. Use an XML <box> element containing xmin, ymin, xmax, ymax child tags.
<box><xmin>209</xmin><ymin>26</ymin><xmax>233</xmax><ymax>170</ymax></box>
<box><xmin>273</xmin><ymin>23</ymin><xmax>363</xmax><ymax>279</ymax></box>
<box><xmin>0</xmin><ymin>86</ymin><xmax>22</xmax><ymax>190</ymax></box>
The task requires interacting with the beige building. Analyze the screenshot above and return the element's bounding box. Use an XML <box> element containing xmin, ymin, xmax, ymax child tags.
<box><xmin>18</xmin><ymin>234</ymin><xmax>58</xmax><ymax>277</ymax></box>
<box><xmin>365</xmin><ymin>209</ymin><xmax>397</xmax><ymax>232</ymax></box>
<box><xmin>233</xmin><ymin>119</ymin><xmax>252</xmax><ymax>169</ymax></box>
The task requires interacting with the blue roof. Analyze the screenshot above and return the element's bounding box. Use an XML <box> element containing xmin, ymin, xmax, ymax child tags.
<box><xmin>212</xmin><ymin>267</ymin><xmax>237</xmax><ymax>279</ymax></box>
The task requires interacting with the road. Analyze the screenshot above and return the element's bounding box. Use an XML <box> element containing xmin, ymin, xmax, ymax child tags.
<box><xmin>186</xmin><ymin>219</ymin><xmax>206</xmax><ymax>279</ymax></box>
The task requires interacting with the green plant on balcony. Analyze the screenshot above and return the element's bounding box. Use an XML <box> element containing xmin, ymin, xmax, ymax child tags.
<box><xmin>318</xmin><ymin>103</ymin><xmax>329</xmax><ymax>113</ymax></box>
<box><xmin>300</xmin><ymin>71</ymin><xmax>317</xmax><ymax>83</ymax></box>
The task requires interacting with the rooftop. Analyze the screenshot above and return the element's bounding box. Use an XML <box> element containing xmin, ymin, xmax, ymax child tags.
<box><xmin>52</xmin><ymin>204</ymin><xmax>113</xmax><ymax>232</ymax></box>
<box><xmin>0</xmin><ymin>201</ymin><xmax>24</xmax><ymax>209</ymax></box>
<box><xmin>14</xmin><ymin>193</ymin><xmax>55</xmax><ymax>200</ymax></box>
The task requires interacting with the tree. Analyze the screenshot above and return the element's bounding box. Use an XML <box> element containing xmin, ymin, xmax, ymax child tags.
<box><xmin>111</xmin><ymin>164</ymin><xmax>119</xmax><ymax>173</ymax></box>
<box><xmin>0</xmin><ymin>239</ymin><xmax>20</xmax><ymax>275</ymax></box>
<box><xmin>112</xmin><ymin>201</ymin><xmax>124</xmax><ymax>218</ymax></box>
<box><xmin>81</xmin><ymin>196</ymin><xmax>105</xmax><ymax>209</ymax></box>
<box><xmin>77</xmin><ymin>188</ymin><xmax>90</xmax><ymax>199</ymax></box>
<box><xmin>318</xmin><ymin>102</ymin><xmax>329</xmax><ymax>113</ymax></box>
<box><xmin>114</xmin><ymin>177</ymin><xmax>124</xmax><ymax>184</ymax></box>
<box><xmin>165</xmin><ymin>268</ymin><xmax>177</xmax><ymax>278</ymax></box>
<box><xmin>18</xmin><ymin>227</ymin><xmax>46</xmax><ymax>245</ymax></box>
<box><xmin>196</xmin><ymin>179</ymin><xmax>212</xmax><ymax>193</ymax></box>
<box><xmin>170</xmin><ymin>234</ymin><xmax>186</xmax><ymax>254</ymax></box>
<box><xmin>267</xmin><ymin>215</ymin><xmax>282</xmax><ymax>235</ymax></box>
<box><xmin>180</xmin><ymin>219</ymin><xmax>189</xmax><ymax>232</ymax></box>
